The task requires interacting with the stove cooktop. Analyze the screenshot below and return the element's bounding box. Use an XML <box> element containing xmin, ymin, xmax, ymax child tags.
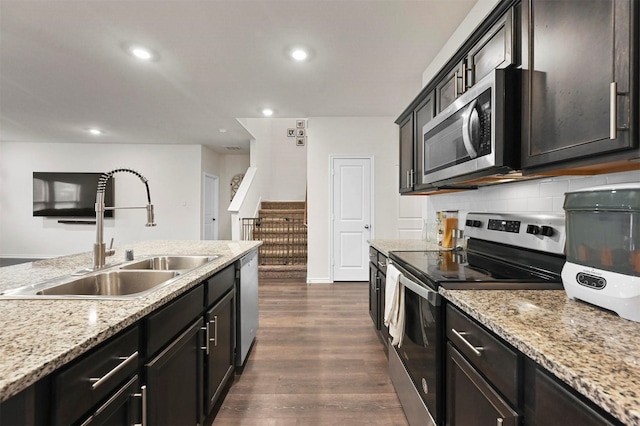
<box><xmin>389</xmin><ymin>212</ymin><xmax>567</xmax><ymax>291</ymax></box>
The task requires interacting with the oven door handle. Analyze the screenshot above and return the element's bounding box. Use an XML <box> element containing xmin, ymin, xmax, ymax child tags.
<box><xmin>399</xmin><ymin>274</ymin><xmax>438</xmax><ymax>306</ymax></box>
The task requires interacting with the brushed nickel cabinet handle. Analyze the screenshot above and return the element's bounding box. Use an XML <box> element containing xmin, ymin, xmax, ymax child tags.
<box><xmin>611</xmin><ymin>82</ymin><xmax>618</xmax><ymax>139</ymax></box>
<box><xmin>451</xmin><ymin>328</ymin><xmax>483</xmax><ymax>357</ymax></box>
<box><xmin>133</xmin><ymin>385</ymin><xmax>147</xmax><ymax>426</ymax></box>
<box><xmin>90</xmin><ymin>351</ymin><xmax>138</xmax><ymax>390</ymax></box>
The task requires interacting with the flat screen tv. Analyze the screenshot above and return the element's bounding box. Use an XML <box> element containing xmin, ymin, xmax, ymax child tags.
<box><xmin>33</xmin><ymin>172</ymin><xmax>114</xmax><ymax>218</ymax></box>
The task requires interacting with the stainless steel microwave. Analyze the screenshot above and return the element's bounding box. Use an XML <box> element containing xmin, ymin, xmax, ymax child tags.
<box><xmin>422</xmin><ymin>69</ymin><xmax>519</xmax><ymax>187</ymax></box>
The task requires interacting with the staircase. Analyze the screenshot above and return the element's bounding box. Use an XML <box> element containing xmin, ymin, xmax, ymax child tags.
<box><xmin>242</xmin><ymin>201</ymin><xmax>307</xmax><ymax>279</ymax></box>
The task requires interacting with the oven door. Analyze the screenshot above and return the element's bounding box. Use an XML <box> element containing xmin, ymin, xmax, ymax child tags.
<box><xmin>422</xmin><ymin>70</ymin><xmax>506</xmax><ymax>186</ymax></box>
<box><xmin>389</xmin><ymin>264</ymin><xmax>442</xmax><ymax>426</ymax></box>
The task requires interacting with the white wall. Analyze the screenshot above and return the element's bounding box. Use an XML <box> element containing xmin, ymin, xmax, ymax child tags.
<box><xmin>0</xmin><ymin>142</ymin><xmax>203</xmax><ymax>257</ymax></box>
<box><xmin>200</xmin><ymin>146</ymin><xmax>250</xmax><ymax>240</ymax></box>
<box><xmin>306</xmin><ymin>117</ymin><xmax>422</xmax><ymax>283</ymax></box>
<box><xmin>239</xmin><ymin>117</ymin><xmax>307</xmax><ymax>202</ymax></box>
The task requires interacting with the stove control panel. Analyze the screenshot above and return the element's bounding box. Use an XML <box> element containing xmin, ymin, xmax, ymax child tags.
<box><xmin>464</xmin><ymin>212</ymin><xmax>565</xmax><ymax>255</ymax></box>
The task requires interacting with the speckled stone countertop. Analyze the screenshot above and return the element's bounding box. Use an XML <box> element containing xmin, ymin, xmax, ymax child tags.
<box><xmin>368</xmin><ymin>239</ymin><xmax>436</xmax><ymax>256</ymax></box>
<box><xmin>441</xmin><ymin>289</ymin><xmax>640</xmax><ymax>425</ymax></box>
<box><xmin>0</xmin><ymin>240</ymin><xmax>260</xmax><ymax>403</ymax></box>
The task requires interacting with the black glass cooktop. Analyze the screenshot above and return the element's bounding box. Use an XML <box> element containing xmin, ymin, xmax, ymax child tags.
<box><xmin>389</xmin><ymin>244</ymin><xmax>564</xmax><ymax>290</ymax></box>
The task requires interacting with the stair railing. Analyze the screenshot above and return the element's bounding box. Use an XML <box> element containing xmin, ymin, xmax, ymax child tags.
<box><xmin>241</xmin><ymin>217</ymin><xmax>307</xmax><ymax>265</ymax></box>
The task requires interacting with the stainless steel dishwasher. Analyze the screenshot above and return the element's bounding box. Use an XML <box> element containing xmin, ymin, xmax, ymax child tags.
<box><xmin>236</xmin><ymin>249</ymin><xmax>259</xmax><ymax>368</ymax></box>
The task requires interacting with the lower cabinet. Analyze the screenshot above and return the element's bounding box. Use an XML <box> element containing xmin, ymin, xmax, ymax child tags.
<box><xmin>145</xmin><ymin>319</ymin><xmax>203</xmax><ymax>426</ymax></box>
<box><xmin>445</xmin><ymin>303</ymin><xmax>622</xmax><ymax>426</ymax></box>
<box><xmin>204</xmin><ymin>289</ymin><xmax>235</xmax><ymax>414</ymax></box>
<box><xmin>446</xmin><ymin>343</ymin><xmax>519</xmax><ymax>426</ymax></box>
<box><xmin>523</xmin><ymin>358</ymin><xmax>618</xmax><ymax>426</ymax></box>
<box><xmin>368</xmin><ymin>246</ymin><xmax>389</xmax><ymax>350</ymax></box>
<box><xmin>79</xmin><ymin>376</ymin><xmax>141</xmax><ymax>426</ymax></box>
<box><xmin>0</xmin><ymin>263</ymin><xmax>243</xmax><ymax>426</ymax></box>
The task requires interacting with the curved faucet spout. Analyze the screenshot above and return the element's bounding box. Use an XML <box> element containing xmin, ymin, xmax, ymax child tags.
<box><xmin>93</xmin><ymin>168</ymin><xmax>156</xmax><ymax>270</ymax></box>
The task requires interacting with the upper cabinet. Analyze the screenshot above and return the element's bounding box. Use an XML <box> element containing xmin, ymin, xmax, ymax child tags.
<box><xmin>521</xmin><ymin>0</ymin><xmax>638</xmax><ymax>171</ymax></box>
<box><xmin>437</xmin><ymin>8</ymin><xmax>516</xmax><ymax>114</ymax></box>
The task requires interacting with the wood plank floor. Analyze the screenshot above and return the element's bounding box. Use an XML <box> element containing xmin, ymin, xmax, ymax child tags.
<box><xmin>213</xmin><ymin>279</ymin><xmax>408</xmax><ymax>425</ymax></box>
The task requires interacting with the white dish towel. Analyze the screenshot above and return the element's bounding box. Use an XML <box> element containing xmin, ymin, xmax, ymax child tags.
<box><xmin>384</xmin><ymin>264</ymin><xmax>405</xmax><ymax>347</ymax></box>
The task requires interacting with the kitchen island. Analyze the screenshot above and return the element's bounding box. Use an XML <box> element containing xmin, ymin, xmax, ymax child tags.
<box><xmin>441</xmin><ymin>288</ymin><xmax>640</xmax><ymax>425</ymax></box>
<box><xmin>0</xmin><ymin>240</ymin><xmax>260</xmax><ymax>406</ymax></box>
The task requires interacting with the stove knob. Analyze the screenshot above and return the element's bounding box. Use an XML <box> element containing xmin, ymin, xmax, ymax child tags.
<box><xmin>526</xmin><ymin>224</ymin><xmax>540</xmax><ymax>235</ymax></box>
<box><xmin>473</xmin><ymin>220</ymin><xmax>481</xmax><ymax>228</ymax></box>
<box><xmin>541</xmin><ymin>226</ymin><xmax>554</xmax><ymax>237</ymax></box>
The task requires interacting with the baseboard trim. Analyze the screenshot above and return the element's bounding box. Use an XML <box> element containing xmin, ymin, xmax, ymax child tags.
<box><xmin>306</xmin><ymin>278</ymin><xmax>332</xmax><ymax>284</ymax></box>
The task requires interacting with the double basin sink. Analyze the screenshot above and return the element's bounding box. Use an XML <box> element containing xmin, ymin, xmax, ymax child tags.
<box><xmin>0</xmin><ymin>255</ymin><xmax>219</xmax><ymax>299</ymax></box>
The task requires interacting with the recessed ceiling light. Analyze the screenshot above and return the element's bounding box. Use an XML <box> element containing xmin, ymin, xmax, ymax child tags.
<box><xmin>127</xmin><ymin>44</ymin><xmax>156</xmax><ymax>61</ymax></box>
<box><xmin>291</xmin><ymin>48</ymin><xmax>308</xmax><ymax>61</ymax></box>
<box><xmin>262</xmin><ymin>108</ymin><xmax>274</xmax><ymax>117</ymax></box>
<box><xmin>219</xmin><ymin>128</ymin><xmax>227</xmax><ymax>133</ymax></box>
<box><xmin>87</xmin><ymin>128</ymin><xmax>104</xmax><ymax>136</ymax></box>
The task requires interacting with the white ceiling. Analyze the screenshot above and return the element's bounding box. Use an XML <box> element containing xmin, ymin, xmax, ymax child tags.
<box><xmin>0</xmin><ymin>0</ymin><xmax>476</xmax><ymax>154</ymax></box>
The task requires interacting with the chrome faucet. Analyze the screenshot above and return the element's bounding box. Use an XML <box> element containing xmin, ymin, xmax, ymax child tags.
<box><xmin>93</xmin><ymin>168</ymin><xmax>156</xmax><ymax>270</ymax></box>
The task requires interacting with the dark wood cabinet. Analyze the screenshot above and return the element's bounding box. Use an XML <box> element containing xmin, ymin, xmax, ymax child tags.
<box><xmin>446</xmin><ymin>343</ymin><xmax>519</xmax><ymax>426</ymax></box>
<box><xmin>204</xmin><ymin>289</ymin><xmax>235</xmax><ymax>415</ymax></box>
<box><xmin>53</xmin><ymin>327</ymin><xmax>140</xmax><ymax>426</ymax></box>
<box><xmin>436</xmin><ymin>63</ymin><xmax>464</xmax><ymax>113</ymax></box>
<box><xmin>398</xmin><ymin>115</ymin><xmax>414</xmax><ymax>193</ymax></box>
<box><xmin>445</xmin><ymin>302</ymin><xmax>624</xmax><ymax>426</ymax></box>
<box><xmin>78</xmin><ymin>376</ymin><xmax>141</xmax><ymax>426</ymax></box>
<box><xmin>368</xmin><ymin>247</ymin><xmax>389</xmax><ymax>350</ymax></box>
<box><xmin>521</xmin><ymin>0</ymin><xmax>637</xmax><ymax>170</ymax></box>
<box><xmin>145</xmin><ymin>319</ymin><xmax>203</xmax><ymax>426</ymax></box>
<box><xmin>413</xmin><ymin>93</ymin><xmax>435</xmax><ymax>191</ymax></box>
<box><xmin>523</xmin><ymin>358</ymin><xmax>619</xmax><ymax>426</ymax></box>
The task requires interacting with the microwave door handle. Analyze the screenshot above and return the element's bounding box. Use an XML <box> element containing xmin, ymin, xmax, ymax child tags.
<box><xmin>462</xmin><ymin>99</ymin><xmax>479</xmax><ymax>159</ymax></box>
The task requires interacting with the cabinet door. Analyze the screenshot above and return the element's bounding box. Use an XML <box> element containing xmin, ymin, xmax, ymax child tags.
<box><xmin>436</xmin><ymin>63</ymin><xmax>464</xmax><ymax>113</ymax></box>
<box><xmin>368</xmin><ymin>261</ymin><xmax>380</xmax><ymax>330</ymax></box>
<box><xmin>79</xmin><ymin>376</ymin><xmax>141</xmax><ymax>426</ymax></box>
<box><xmin>145</xmin><ymin>319</ymin><xmax>203</xmax><ymax>426</ymax></box>
<box><xmin>446</xmin><ymin>343</ymin><xmax>519</xmax><ymax>426</ymax></box>
<box><xmin>204</xmin><ymin>289</ymin><xmax>235</xmax><ymax>415</ymax></box>
<box><xmin>413</xmin><ymin>93</ymin><xmax>435</xmax><ymax>191</ymax></box>
<box><xmin>399</xmin><ymin>114</ymin><xmax>415</xmax><ymax>193</ymax></box>
<box><xmin>523</xmin><ymin>359</ymin><xmax>619</xmax><ymax>426</ymax></box>
<box><xmin>522</xmin><ymin>0</ymin><xmax>634</xmax><ymax>169</ymax></box>
<box><xmin>467</xmin><ymin>7</ymin><xmax>514</xmax><ymax>87</ymax></box>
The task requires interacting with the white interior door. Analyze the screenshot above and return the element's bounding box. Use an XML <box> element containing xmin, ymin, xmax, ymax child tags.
<box><xmin>203</xmin><ymin>174</ymin><xmax>219</xmax><ymax>240</ymax></box>
<box><xmin>332</xmin><ymin>157</ymin><xmax>372</xmax><ymax>281</ymax></box>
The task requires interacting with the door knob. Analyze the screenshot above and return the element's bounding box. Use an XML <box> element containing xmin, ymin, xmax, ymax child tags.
<box><xmin>212</xmin><ymin>218</ymin><xmax>216</xmax><ymax>221</ymax></box>
<box><xmin>364</xmin><ymin>225</ymin><xmax>370</xmax><ymax>229</ymax></box>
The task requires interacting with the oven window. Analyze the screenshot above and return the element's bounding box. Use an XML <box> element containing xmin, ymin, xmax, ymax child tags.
<box><xmin>399</xmin><ymin>286</ymin><xmax>440</xmax><ymax>421</ymax></box>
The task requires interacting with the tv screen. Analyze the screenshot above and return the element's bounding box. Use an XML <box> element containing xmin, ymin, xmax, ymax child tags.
<box><xmin>33</xmin><ymin>172</ymin><xmax>114</xmax><ymax>218</ymax></box>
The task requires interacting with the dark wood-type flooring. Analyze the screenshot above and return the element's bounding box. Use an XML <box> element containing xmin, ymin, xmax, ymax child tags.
<box><xmin>213</xmin><ymin>279</ymin><xmax>408</xmax><ymax>425</ymax></box>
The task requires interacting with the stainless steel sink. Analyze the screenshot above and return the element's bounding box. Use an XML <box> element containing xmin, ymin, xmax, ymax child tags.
<box><xmin>0</xmin><ymin>255</ymin><xmax>219</xmax><ymax>299</ymax></box>
<box><xmin>120</xmin><ymin>255</ymin><xmax>218</xmax><ymax>271</ymax></box>
<box><xmin>1</xmin><ymin>270</ymin><xmax>179</xmax><ymax>299</ymax></box>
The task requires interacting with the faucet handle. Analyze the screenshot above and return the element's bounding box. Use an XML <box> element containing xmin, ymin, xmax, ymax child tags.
<box><xmin>106</xmin><ymin>237</ymin><xmax>115</xmax><ymax>257</ymax></box>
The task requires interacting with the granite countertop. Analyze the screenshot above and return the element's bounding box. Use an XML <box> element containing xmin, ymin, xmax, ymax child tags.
<box><xmin>441</xmin><ymin>288</ymin><xmax>640</xmax><ymax>425</ymax></box>
<box><xmin>0</xmin><ymin>240</ymin><xmax>261</xmax><ymax>403</ymax></box>
<box><xmin>368</xmin><ymin>239</ymin><xmax>437</xmax><ymax>256</ymax></box>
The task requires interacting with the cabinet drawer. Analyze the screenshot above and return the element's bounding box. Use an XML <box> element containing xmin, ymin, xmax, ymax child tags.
<box><xmin>145</xmin><ymin>284</ymin><xmax>204</xmax><ymax>357</ymax></box>
<box><xmin>368</xmin><ymin>247</ymin><xmax>378</xmax><ymax>264</ymax></box>
<box><xmin>377</xmin><ymin>252</ymin><xmax>388</xmax><ymax>275</ymax></box>
<box><xmin>53</xmin><ymin>327</ymin><xmax>139</xmax><ymax>425</ymax></box>
<box><xmin>205</xmin><ymin>264</ymin><xmax>235</xmax><ymax>307</ymax></box>
<box><xmin>446</xmin><ymin>304</ymin><xmax>518</xmax><ymax>406</ymax></box>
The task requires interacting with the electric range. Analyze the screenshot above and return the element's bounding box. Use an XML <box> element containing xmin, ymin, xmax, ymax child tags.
<box><xmin>386</xmin><ymin>212</ymin><xmax>567</xmax><ymax>426</ymax></box>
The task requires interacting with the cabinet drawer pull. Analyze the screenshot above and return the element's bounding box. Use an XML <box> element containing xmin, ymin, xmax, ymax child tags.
<box><xmin>133</xmin><ymin>385</ymin><xmax>147</xmax><ymax>426</ymax></box>
<box><xmin>211</xmin><ymin>316</ymin><xmax>218</xmax><ymax>347</ymax></box>
<box><xmin>451</xmin><ymin>328</ymin><xmax>483</xmax><ymax>357</ymax></box>
<box><xmin>497</xmin><ymin>417</ymin><xmax>504</xmax><ymax>426</ymax></box>
<box><xmin>201</xmin><ymin>326</ymin><xmax>209</xmax><ymax>353</ymax></box>
<box><xmin>610</xmin><ymin>81</ymin><xmax>630</xmax><ymax>139</ymax></box>
<box><xmin>90</xmin><ymin>351</ymin><xmax>138</xmax><ymax>390</ymax></box>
